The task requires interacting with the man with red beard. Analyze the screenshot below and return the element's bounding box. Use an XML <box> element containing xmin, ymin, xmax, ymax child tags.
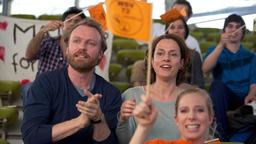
<box><xmin>21</xmin><ymin>7</ymin><xmax>86</xmax><ymax>110</ymax></box>
<box><xmin>202</xmin><ymin>14</ymin><xmax>256</xmax><ymax>141</ymax></box>
<box><xmin>21</xmin><ymin>19</ymin><xmax>122</xmax><ymax>144</ymax></box>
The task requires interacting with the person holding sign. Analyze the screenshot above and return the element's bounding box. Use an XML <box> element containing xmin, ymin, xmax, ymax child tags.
<box><xmin>202</xmin><ymin>14</ymin><xmax>256</xmax><ymax>141</ymax></box>
<box><xmin>171</xmin><ymin>0</ymin><xmax>202</xmax><ymax>57</ymax></box>
<box><xmin>130</xmin><ymin>88</ymin><xmax>219</xmax><ymax>144</ymax></box>
<box><xmin>22</xmin><ymin>6</ymin><xmax>87</xmax><ymax>108</ymax></box>
<box><xmin>25</xmin><ymin>7</ymin><xmax>86</xmax><ymax>75</ymax></box>
<box><xmin>116</xmin><ymin>34</ymin><xmax>189</xmax><ymax>144</ymax></box>
<box><xmin>166</xmin><ymin>17</ymin><xmax>204</xmax><ymax>89</ymax></box>
<box><xmin>21</xmin><ymin>19</ymin><xmax>122</xmax><ymax>144</ymax></box>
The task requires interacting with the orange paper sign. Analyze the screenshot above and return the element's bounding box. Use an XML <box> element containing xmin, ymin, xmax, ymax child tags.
<box><xmin>106</xmin><ymin>0</ymin><xmax>152</xmax><ymax>42</ymax></box>
<box><xmin>179</xmin><ymin>7</ymin><xmax>187</xmax><ymax>17</ymax></box>
<box><xmin>160</xmin><ymin>8</ymin><xmax>184</xmax><ymax>24</ymax></box>
<box><xmin>88</xmin><ymin>3</ymin><xmax>107</xmax><ymax>31</ymax></box>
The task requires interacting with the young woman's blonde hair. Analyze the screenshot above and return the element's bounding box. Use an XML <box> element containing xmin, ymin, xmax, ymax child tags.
<box><xmin>175</xmin><ymin>88</ymin><xmax>217</xmax><ymax>139</ymax></box>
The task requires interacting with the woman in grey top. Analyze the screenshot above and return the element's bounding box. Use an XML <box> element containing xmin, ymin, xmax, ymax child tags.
<box><xmin>116</xmin><ymin>34</ymin><xmax>190</xmax><ymax>144</ymax></box>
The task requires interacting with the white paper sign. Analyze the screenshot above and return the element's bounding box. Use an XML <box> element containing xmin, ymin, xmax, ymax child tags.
<box><xmin>0</xmin><ymin>16</ymin><xmax>112</xmax><ymax>82</ymax></box>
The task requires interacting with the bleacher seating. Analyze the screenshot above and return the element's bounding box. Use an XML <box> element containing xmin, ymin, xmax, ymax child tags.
<box><xmin>0</xmin><ymin>139</ymin><xmax>8</xmax><ymax>144</ymax></box>
<box><xmin>244</xmin><ymin>34</ymin><xmax>256</xmax><ymax>43</ymax></box>
<box><xmin>0</xmin><ymin>81</ymin><xmax>20</xmax><ymax>141</ymax></box>
<box><xmin>200</xmin><ymin>41</ymin><xmax>216</xmax><ymax>55</ymax></box>
<box><xmin>242</xmin><ymin>42</ymin><xmax>254</xmax><ymax>51</ymax></box>
<box><xmin>109</xmin><ymin>26</ymin><xmax>255</xmax><ymax>92</ymax></box>
<box><xmin>109</xmin><ymin>63</ymin><xmax>122</xmax><ymax>81</ymax></box>
<box><xmin>110</xmin><ymin>82</ymin><xmax>130</xmax><ymax>93</ymax></box>
<box><xmin>125</xmin><ymin>65</ymin><xmax>133</xmax><ymax>81</ymax></box>
<box><xmin>116</xmin><ymin>49</ymin><xmax>146</xmax><ymax>66</ymax></box>
<box><xmin>112</xmin><ymin>39</ymin><xmax>139</xmax><ymax>52</ymax></box>
<box><xmin>190</xmin><ymin>31</ymin><xmax>204</xmax><ymax>41</ymax></box>
<box><xmin>0</xmin><ymin>106</ymin><xmax>19</xmax><ymax>140</ymax></box>
<box><xmin>0</xmin><ymin>81</ymin><xmax>21</xmax><ymax>106</ymax></box>
<box><xmin>7</xmin><ymin>14</ymin><xmax>255</xmax><ymax>95</ymax></box>
<box><xmin>17</xmin><ymin>13</ymin><xmax>254</xmax><ymax>92</ymax></box>
<box><xmin>206</xmin><ymin>33</ymin><xmax>220</xmax><ymax>42</ymax></box>
<box><xmin>5</xmin><ymin>15</ymin><xmax>256</xmax><ymax>143</ymax></box>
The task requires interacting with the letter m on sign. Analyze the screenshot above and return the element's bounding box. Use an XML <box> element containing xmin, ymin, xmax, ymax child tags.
<box><xmin>13</xmin><ymin>24</ymin><xmax>35</xmax><ymax>44</ymax></box>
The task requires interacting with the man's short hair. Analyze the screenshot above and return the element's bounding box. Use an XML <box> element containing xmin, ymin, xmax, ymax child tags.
<box><xmin>223</xmin><ymin>14</ymin><xmax>246</xmax><ymax>39</ymax></box>
<box><xmin>64</xmin><ymin>18</ymin><xmax>107</xmax><ymax>52</ymax></box>
<box><xmin>62</xmin><ymin>7</ymin><xmax>86</xmax><ymax>21</ymax></box>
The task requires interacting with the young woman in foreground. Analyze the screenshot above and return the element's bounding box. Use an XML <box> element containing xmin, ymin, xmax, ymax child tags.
<box><xmin>130</xmin><ymin>88</ymin><xmax>215</xmax><ymax>144</ymax></box>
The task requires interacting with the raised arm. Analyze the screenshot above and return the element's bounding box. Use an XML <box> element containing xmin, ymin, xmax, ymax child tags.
<box><xmin>202</xmin><ymin>32</ymin><xmax>229</xmax><ymax>74</ymax></box>
<box><xmin>25</xmin><ymin>21</ymin><xmax>63</xmax><ymax>60</ymax></box>
<box><xmin>129</xmin><ymin>96</ymin><xmax>158</xmax><ymax>144</ymax></box>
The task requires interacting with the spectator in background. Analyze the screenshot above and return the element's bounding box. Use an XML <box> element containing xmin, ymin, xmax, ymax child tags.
<box><xmin>116</xmin><ymin>34</ymin><xmax>189</xmax><ymax>144</ymax></box>
<box><xmin>130</xmin><ymin>88</ymin><xmax>216</xmax><ymax>144</ymax></box>
<box><xmin>22</xmin><ymin>7</ymin><xmax>86</xmax><ymax>104</ymax></box>
<box><xmin>21</xmin><ymin>19</ymin><xmax>122</xmax><ymax>144</ymax></box>
<box><xmin>130</xmin><ymin>60</ymin><xmax>147</xmax><ymax>87</ymax></box>
<box><xmin>25</xmin><ymin>6</ymin><xmax>86</xmax><ymax>75</ymax></box>
<box><xmin>172</xmin><ymin>0</ymin><xmax>202</xmax><ymax>57</ymax></box>
<box><xmin>166</xmin><ymin>17</ymin><xmax>204</xmax><ymax>89</ymax></box>
<box><xmin>202</xmin><ymin>14</ymin><xmax>256</xmax><ymax>141</ymax></box>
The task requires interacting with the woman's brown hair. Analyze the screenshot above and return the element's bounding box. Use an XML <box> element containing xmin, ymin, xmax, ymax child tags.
<box><xmin>144</xmin><ymin>33</ymin><xmax>190</xmax><ymax>85</ymax></box>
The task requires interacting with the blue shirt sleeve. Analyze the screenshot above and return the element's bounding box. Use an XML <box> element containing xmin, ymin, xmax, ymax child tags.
<box><xmin>203</xmin><ymin>45</ymin><xmax>216</xmax><ymax>60</ymax></box>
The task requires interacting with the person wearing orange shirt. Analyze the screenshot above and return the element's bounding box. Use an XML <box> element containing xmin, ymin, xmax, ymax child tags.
<box><xmin>130</xmin><ymin>88</ymin><xmax>218</xmax><ymax>144</ymax></box>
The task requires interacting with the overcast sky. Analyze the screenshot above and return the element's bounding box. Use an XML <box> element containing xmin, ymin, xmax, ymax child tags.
<box><xmin>3</xmin><ymin>0</ymin><xmax>256</xmax><ymax>31</ymax></box>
